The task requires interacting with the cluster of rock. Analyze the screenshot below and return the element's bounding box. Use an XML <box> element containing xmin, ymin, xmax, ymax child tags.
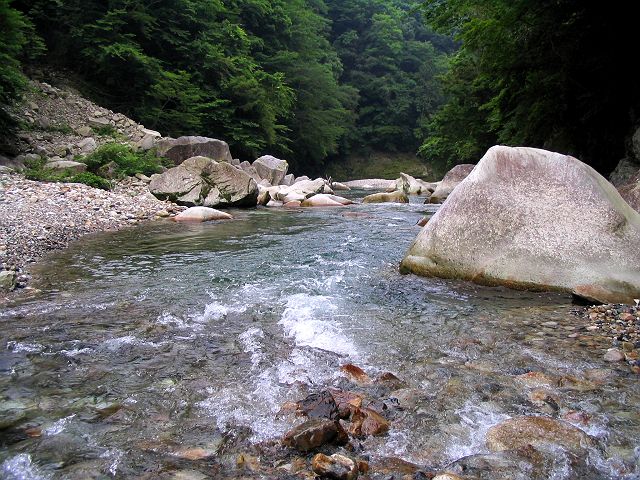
<box><xmin>277</xmin><ymin>364</ymin><xmax>433</xmax><ymax>480</ymax></box>
<box><xmin>147</xmin><ymin>136</ymin><xmax>357</xmax><ymax>211</ymax></box>
<box><xmin>575</xmin><ymin>303</ymin><xmax>640</xmax><ymax>372</ymax></box>
<box><xmin>0</xmin><ymin>79</ymin><xmax>162</xmax><ymax>173</ymax></box>
<box><xmin>401</xmin><ymin>146</ymin><xmax>640</xmax><ymax>305</ymax></box>
<box><xmin>0</xmin><ymin>173</ymin><xmax>182</xmax><ymax>292</ymax></box>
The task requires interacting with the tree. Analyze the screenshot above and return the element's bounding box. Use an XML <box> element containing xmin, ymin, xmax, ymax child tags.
<box><xmin>420</xmin><ymin>0</ymin><xmax>640</xmax><ymax>173</ymax></box>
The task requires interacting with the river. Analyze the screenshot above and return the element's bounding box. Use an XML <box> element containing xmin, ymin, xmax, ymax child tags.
<box><xmin>1</xmin><ymin>192</ymin><xmax>638</xmax><ymax>479</ymax></box>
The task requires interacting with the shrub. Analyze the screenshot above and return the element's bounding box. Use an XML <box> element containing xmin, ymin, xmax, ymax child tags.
<box><xmin>91</xmin><ymin>124</ymin><xmax>119</xmax><ymax>138</ymax></box>
<box><xmin>80</xmin><ymin>142</ymin><xmax>164</xmax><ymax>177</ymax></box>
<box><xmin>23</xmin><ymin>162</ymin><xmax>111</xmax><ymax>190</ymax></box>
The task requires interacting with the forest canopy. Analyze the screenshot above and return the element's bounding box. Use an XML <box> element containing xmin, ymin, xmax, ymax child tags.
<box><xmin>2</xmin><ymin>0</ymin><xmax>638</xmax><ymax>175</ymax></box>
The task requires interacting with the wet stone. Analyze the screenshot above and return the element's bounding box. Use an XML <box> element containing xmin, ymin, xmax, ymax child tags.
<box><xmin>282</xmin><ymin>419</ymin><xmax>348</xmax><ymax>452</ymax></box>
<box><xmin>297</xmin><ymin>390</ymin><xmax>339</xmax><ymax>420</ymax></box>
<box><xmin>312</xmin><ymin>453</ymin><xmax>358</xmax><ymax>480</ymax></box>
<box><xmin>604</xmin><ymin>349</ymin><xmax>625</xmax><ymax>362</ymax></box>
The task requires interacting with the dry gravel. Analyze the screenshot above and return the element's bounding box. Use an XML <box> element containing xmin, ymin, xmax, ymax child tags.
<box><xmin>0</xmin><ymin>173</ymin><xmax>183</xmax><ymax>288</ymax></box>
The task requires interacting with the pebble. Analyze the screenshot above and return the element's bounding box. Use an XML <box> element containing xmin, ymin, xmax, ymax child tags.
<box><xmin>0</xmin><ymin>173</ymin><xmax>182</xmax><ymax>290</ymax></box>
<box><xmin>603</xmin><ymin>349</ymin><xmax>625</xmax><ymax>362</ymax></box>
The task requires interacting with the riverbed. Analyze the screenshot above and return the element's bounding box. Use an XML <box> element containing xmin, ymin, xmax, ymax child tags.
<box><xmin>1</xmin><ymin>192</ymin><xmax>638</xmax><ymax>479</ymax></box>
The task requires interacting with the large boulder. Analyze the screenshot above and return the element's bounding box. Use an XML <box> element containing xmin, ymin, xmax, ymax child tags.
<box><xmin>276</xmin><ymin>178</ymin><xmax>326</xmax><ymax>201</ymax></box>
<box><xmin>429</xmin><ymin>164</ymin><xmax>475</xmax><ymax>203</ymax></box>
<box><xmin>149</xmin><ymin>156</ymin><xmax>258</xmax><ymax>208</ymax></box>
<box><xmin>252</xmin><ymin>155</ymin><xmax>288</xmax><ymax>186</ymax></box>
<box><xmin>156</xmin><ymin>136</ymin><xmax>233</xmax><ymax>165</ymax></box>
<box><xmin>343</xmin><ymin>179</ymin><xmax>397</xmax><ymax>190</ymax></box>
<box><xmin>363</xmin><ymin>190</ymin><xmax>409</xmax><ymax>204</ymax></box>
<box><xmin>396</xmin><ymin>173</ymin><xmax>436</xmax><ymax>195</ymax></box>
<box><xmin>400</xmin><ymin>146</ymin><xmax>640</xmax><ymax>304</ymax></box>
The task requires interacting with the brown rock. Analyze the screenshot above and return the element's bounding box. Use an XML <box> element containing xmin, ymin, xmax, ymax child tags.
<box><xmin>340</xmin><ymin>364</ymin><xmax>371</xmax><ymax>385</ymax></box>
<box><xmin>156</xmin><ymin>136</ymin><xmax>233</xmax><ymax>165</ymax></box>
<box><xmin>349</xmin><ymin>407</ymin><xmax>389</xmax><ymax>437</ymax></box>
<box><xmin>282</xmin><ymin>419</ymin><xmax>348</xmax><ymax>452</ymax></box>
<box><xmin>312</xmin><ymin>453</ymin><xmax>358</xmax><ymax>480</ymax></box>
<box><xmin>297</xmin><ymin>390</ymin><xmax>339</xmax><ymax>420</ymax></box>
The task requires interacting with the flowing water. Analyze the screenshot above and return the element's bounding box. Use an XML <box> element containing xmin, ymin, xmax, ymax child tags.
<box><xmin>1</xmin><ymin>192</ymin><xmax>639</xmax><ymax>479</ymax></box>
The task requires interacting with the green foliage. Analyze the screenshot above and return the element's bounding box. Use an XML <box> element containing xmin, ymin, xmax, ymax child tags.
<box><xmin>0</xmin><ymin>0</ymin><xmax>43</xmax><ymax>143</ymax></box>
<box><xmin>325</xmin><ymin>0</ymin><xmax>453</xmax><ymax>155</ymax></box>
<box><xmin>23</xmin><ymin>157</ymin><xmax>112</xmax><ymax>190</ymax></box>
<box><xmin>420</xmin><ymin>0</ymin><xmax>639</xmax><ymax>173</ymax></box>
<box><xmin>80</xmin><ymin>143</ymin><xmax>163</xmax><ymax>177</ymax></box>
<box><xmin>91</xmin><ymin>124</ymin><xmax>119</xmax><ymax>138</ymax></box>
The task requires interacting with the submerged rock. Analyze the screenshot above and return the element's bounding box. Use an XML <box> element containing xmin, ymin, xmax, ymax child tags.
<box><xmin>282</xmin><ymin>419</ymin><xmax>348</xmax><ymax>452</ymax></box>
<box><xmin>401</xmin><ymin>146</ymin><xmax>640</xmax><ymax>304</ymax></box>
<box><xmin>486</xmin><ymin>415</ymin><xmax>595</xmax><ymax>454</ymax></box>
<box><xmin>429</xmin><ymin>163</ymin><xmax>475</xmax><ymax>203</ymax></box>
<box><xmin>174</xmin><ymin>207</ymin><xmax>232</xmax><ymax>222</ymax></box>
<box><xmin>312</xmin><ymin>453</ymin><xmax>358</xmax><ymax>480</ymax></box>
<box><xmin>362</xmin><ymin>190</ymin><xmax>409</xmax><ymax>204</ymax></box>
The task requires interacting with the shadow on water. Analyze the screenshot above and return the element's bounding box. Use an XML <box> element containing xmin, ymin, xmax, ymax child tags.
<box><xmin>1</xmin><ymin>193</ymin><xmax>638</xmax><ymax>479</ymax></box>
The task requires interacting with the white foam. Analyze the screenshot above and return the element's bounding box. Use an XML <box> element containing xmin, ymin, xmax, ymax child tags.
<box><xmin>444</xmin><ymin>402</ymin><xmax>511</xmax><ymax>461</ymax></box>
<box><xmin>0</xmin><ymin>454</ymin><xmax>49</xmax><ymax>480</ymax></box>
<box><xmin>44</xmin><ymin>414</ymin><xmax>76</xmax><ymax>436</ymax></box>
<box><xmin>279</xmin><ymin>293</ymin><xmax>356</xmax><ymax>356</ymax></box>
<box><xmin>6</xmin><ymin>341</ymin><xmax>44</xmax><ymax>354</ymax></box>
<box><xmin>238</xmin><ymin>327</ymin><xmax>265</xmax><ymax>369</ymax></box>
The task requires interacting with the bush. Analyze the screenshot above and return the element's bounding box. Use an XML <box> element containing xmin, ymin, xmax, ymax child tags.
<box><xmin>23</xmin><ymin>160</ymin><xmax>111</xmax><ymax>190</ymax></box>
<box><xmin>80</xmin><ymin>142</ymin><xmax>164</xmax><ymax>177</ymax></box>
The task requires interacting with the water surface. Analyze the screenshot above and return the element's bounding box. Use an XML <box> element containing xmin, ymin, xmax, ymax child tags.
<box><xmin>1</xmin><ymin>193</ymin><xmax>638</xmax><ymax>479</ymax></box>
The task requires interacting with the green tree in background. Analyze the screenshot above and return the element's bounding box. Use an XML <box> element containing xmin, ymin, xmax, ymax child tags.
<box><xmin>420</xmin><ymin>0</ymin><xmax>639</xmax><ymax>173</ymax></box>
<box><xmin>0</xmin><ymin>0</ymin><xmax>42</xmax><ymax>143</ymax></box>
<box><xmin>325</xmin><ymin>0</ymin><xmax>453</xmax><ymax>155</ymax></box>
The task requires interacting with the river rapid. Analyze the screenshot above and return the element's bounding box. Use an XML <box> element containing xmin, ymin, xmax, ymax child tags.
<box><xmin>1</xmin><ymin>192</ymin><xmax>639</xmax><ymax>479</ymax></box>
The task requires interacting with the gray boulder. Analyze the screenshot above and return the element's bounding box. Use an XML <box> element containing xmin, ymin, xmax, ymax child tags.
<box><xmin>400</xmin><ymin>146</ymin><xmax>640</xmax><ymax>304</ymax></box>
<box><xmin>238</xmin><ymin>161</ymin><xmax>261</xmax><ymax>182</ymax></box>
<box><xmin>45</xmin><ymin>160</ymin><xmax>87</xmax><ymax>173</ymax></box>
<box><xmin>396</xmin><ymin>173</ymin><xmax>435</xmax><ymax>195</ymax></box>
<box><xmin>78</xmin><ymin>137</ymin><xmax>97</xmax><ymax>154</ymax></box>
<box><xmin>282</xmin><ymin>173</ymin><xmax>295</xmax><ymax>186</ymax></box>
<box><xmin>149</xmin><ymin>156</ymin><xmax>258</xmax><ymax>208</ymax></box>
<box><xmin>253</xmin><ymin>155</ymin><xmax>288</xmax><ymax>185</ymax></box>
<box><xmin>429</xmin><ymin>164</ymin><xmax>475</xmax><ymax>203</ymax></box>
<box><xmin>156</xmin><ymin>136</ymin><xmax>233</xmax><ymax>165</ymax></box>
<box><xmin>276</xmin><ymin>178</ymin><xmax>325</xmax><ymax>201</ymax></box>
<box><xmin>632</xmin><ymin>126</ymin><xmax>640</xmax><ymax>160</ymax></box>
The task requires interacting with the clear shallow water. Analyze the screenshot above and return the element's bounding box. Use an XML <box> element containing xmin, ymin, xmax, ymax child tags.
<box><xmin>1</xmin><ymin>193</ymin><xmax>639</xmax><ymax>479</ymax></box>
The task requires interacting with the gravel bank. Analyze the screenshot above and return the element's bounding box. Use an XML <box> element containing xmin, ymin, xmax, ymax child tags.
<box><xmin>0</xmin><ymin>173</ymin><xmax>182</xmax><ymax>290</ymax></box>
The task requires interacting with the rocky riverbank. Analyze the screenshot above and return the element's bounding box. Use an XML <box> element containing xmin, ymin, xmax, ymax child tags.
<box><xmin>0</xmin><ymin>172</ymin><xmax>183</xmax><ymax>294</ymax></box>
